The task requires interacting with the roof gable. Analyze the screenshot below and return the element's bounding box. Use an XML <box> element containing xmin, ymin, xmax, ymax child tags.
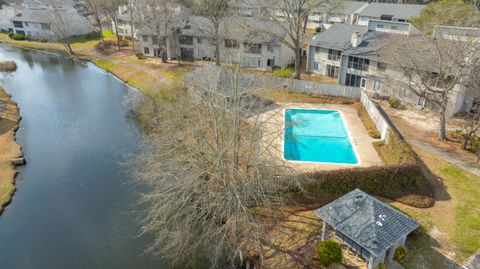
<box><xmin>314</xmin><ymin>189</ymin><xmax>420</xmax><ymax>257</ymax></box>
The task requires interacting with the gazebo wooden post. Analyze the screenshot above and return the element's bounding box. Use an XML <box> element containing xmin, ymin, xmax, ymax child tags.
<box><xmin>321</xmin><ymin>221</ymin><xmax>327</xmax><ymax>240</ymax></box>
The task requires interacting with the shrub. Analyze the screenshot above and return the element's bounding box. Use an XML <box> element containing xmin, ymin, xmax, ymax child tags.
<box><xmin>272</xmin><ymin>65</ymin><xmax>282</xmax><ymax>71</ymax></box>
<box><xmin>135</xmin><ymin>53</ymin><xmax>145</xmax><ymax>59</ymax></box>
<box><xmin>394</xmin><ymin>246</ymin><xmax>407</xmax><ymax>262</ymax></box>
<box><xmin>374</xmin><ymin>130</ymin><xmax>416</xmax><ymax>165</ymax></box>
<box><xmin>379</xmin><ymin>263</ymin><xmax>388</xmax><ymax>269</ymax></box>
<box><xmin>388</xmin><ymin>96</ymin><xmax>401</xmax><ymax>108</ymax></box>
<box><xmin>0</xmin><ymin>61</ymin><xmax>17</xmax><ymax>72</ymax></box>
<box><xmin>317</xmin><ymin>240</ymin><xmax>342</xmax><ymax>267</ymax></box>
<box><xmin>353</xmin><ymin>102</ymin><xmax>381</xmax><ymax>139</ymax></box>
<box><xmin>315</xmin><ymin>27</ymin><xmax>323</xmax><ymax>33</ymax></box>
<box><xmin>272</xmin><ymin>68</ymin><xmax>294</xmax><ymax>78</ymax></box>
<box><xmin>120</xmin><ymin>39</ymin><xmax>129</xmax><ymax>47</ymax></box>
<box><xmin>12</xmin><ymin>34</ymin><xmax>26</xmax><ymax>40</ymax></box>
<box><xmin>8</xmin><ymin>32</ymin><xmax>14</xmax><ymax>39</ymax></box>
<box><xmin>94</xmin><ymin>40</ymin><xmax>116</xmax><ymax>51</ymax></box>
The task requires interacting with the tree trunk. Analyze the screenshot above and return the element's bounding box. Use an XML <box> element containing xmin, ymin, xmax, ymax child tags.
<box><xmin>65</xmin><ymin>41</ymin><xmax>75</xmax><ymax>56</ymax></box>
<box><xmin>463</xmin><ymin>135</ymin><xmax>470</xmax><ymax>150</ymax></box>
<box><xmin>130</xmin><ymin>19</ymin><xmax>135</xmax><ymax>54</ymax></box>
<box><xmin>113</xmin><ymin>16</ymin><xmax>121</xmax><ymax>50</ymax></box>
<box><xmin>214</xmin><ymin>22</ymin><xmax>221</xmax><ymax>66</ymax></box>
<box><xmin>161</xmin><ymin>37</ymin><xmax>168</xmax><ymax>63</ymax></box>
<box><xmin>98</xmin><ymin>21</ymin><xmax>105</xmax><ymax>50</ymax></box>
<box><xmin>294</xmin><ymin>47</ymin><xmax>301</xmax><ymax>79</ymax></box>
<box><xmin>439</xmin><ymin>105</ymin><xmax>447</xmax><ymax>141</ymax></box>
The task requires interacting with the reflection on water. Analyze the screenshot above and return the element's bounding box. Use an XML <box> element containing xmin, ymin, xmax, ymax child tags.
<box><xmin>0</xmin><ymin>45</ymin><xmax>167</xmax><ymax>269</ymax></box>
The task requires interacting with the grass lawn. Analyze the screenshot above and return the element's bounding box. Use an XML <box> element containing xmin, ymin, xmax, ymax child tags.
<box><xmin>392</xmin><ymin>146</ymin><xmax>480</xmax><ymax>267</ymax></box>
<box><xmin>0</xmin><ymin>88</ymin><xmax>21</xmax><ymax>214</ymax></box>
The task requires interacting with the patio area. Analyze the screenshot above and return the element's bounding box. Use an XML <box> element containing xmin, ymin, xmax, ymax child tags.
<box><xmin>257</xmin><ymin>102</ymin><xmax>383</xmax><ymax>171</ymax></box>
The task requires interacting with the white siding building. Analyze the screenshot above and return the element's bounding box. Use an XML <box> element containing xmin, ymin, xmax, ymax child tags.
<box><xmin>139</xmin><ymin>15</ymin><xmax>295</xmax><ymax>70</ymax></box>
<box><xmin>306</xmin><ymin>20</ymin><xmax>479</xmax><ymax>115</ymax></box>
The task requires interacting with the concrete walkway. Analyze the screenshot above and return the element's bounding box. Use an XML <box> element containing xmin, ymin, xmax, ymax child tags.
<box><xmin>463</xmin><ymin>252</ymin><xmax>480</xmax><ymax>269</ymax></box>
<box><xmin>409</xmin><ymin>140</ymin><xmax>480</xmax><ymax>176</ymax></box>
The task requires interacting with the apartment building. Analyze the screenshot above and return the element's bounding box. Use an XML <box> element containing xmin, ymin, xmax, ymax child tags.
<box><xmin>9</xmin><ymin>7</ymin><xmax>91</xmax><ymax>40</ymax></box>
<box><xmin>307</xmin><ymin>1</ymin><xmax>368</xmax><ymax>29</ymax></box>
<box><xmin>306</xmin><ymin>20</ymin><xmax>479</xmax><ymax>115</ymax></box>
<box><xmin>356</xmin><ymin>3</ymin><xmax>424</xmax><ymax>26</ymax></box>
<box><xmin>139</xmin><ymin>15</ymin><xmax>294</xmax><ymax>70</ymax></box>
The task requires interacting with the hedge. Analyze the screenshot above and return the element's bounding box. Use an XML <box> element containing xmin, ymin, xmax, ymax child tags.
<box><xmin>292</xmin><ymin>163</ymin><xmax>434</xmax><ymax>208</ymax></box>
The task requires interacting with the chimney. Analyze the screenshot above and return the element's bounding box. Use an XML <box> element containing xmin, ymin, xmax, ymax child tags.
<box><xmin>351</xmin><ymin>32</ymin><xmax>362</xmax><ymax>48</ymax></box>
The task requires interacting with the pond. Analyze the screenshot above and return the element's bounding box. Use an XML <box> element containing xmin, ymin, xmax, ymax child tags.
<box><xmin>0</xmin><ymin>45</ymin><xmax>167</xmax><ymax>269</ymax></box>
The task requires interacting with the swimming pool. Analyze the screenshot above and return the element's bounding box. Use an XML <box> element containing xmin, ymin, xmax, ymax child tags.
<box><xmin>284</xmin><ymin>109</ymin><xmax>359</xmax><ymax>164</ymax></box>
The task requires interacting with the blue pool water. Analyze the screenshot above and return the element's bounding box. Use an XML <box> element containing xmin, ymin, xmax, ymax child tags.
<box><xmin>284</xmin><ymin>109</ymin><xmax>358</xmax><ymax>164</ymax></box>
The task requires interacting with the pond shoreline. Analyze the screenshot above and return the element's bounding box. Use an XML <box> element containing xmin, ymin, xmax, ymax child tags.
<box><xmin>0</xmin><ymin>86</ymin><xmax>23</xmax><ymax>215</ymax></box>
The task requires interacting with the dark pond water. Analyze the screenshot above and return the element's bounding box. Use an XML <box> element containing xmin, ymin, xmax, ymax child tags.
<box><xmin>0</xmin><ymin>45</ymin><xmax>167</xmax><ymax>269</ymax></box>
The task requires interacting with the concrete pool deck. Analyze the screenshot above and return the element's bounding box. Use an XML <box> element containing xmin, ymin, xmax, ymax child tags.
<box><xmin>258</xmin><ymin>102</ymin><xmax>383</xmax><ymax>172</ymax></box>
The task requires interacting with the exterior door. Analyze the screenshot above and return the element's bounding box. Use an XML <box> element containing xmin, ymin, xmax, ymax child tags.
<box><xmin>180</xmin><ymin>48</ymin><xmax>194</xmax><ymax>61</ymax></box>
<box><xmin>360</xmin><ymin>78</ymin><xmax>367</xmax><ymax>89</ymax></box>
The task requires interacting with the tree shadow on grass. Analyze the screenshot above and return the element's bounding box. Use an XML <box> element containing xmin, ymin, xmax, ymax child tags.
<box><xmin>416</xmin><ymin>154</ymin><xmax>452</xmax><ymax>202</ymax></box>
<box><xmin>402</xmin><ymin>228</ymin><xmax>462</xmax><ymax>269</ymax></box>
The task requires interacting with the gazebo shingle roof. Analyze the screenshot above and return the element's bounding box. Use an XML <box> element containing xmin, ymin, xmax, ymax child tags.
<box><xmin>314</xmin><ymin>189</ymin><xmax>420</xmax><ymax>257</ymax></box>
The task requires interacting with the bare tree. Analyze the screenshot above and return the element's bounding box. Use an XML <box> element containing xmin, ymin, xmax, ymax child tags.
<box><xmin>461</xmin><ymin>65</ymin><xmax>480</xmax><ymax>149</ymax></box>
<box><xmin>126</xmin><ymin>0</ymin><xmax>139</xmax><ymax>53</ymax></box>
<box><xmin>47</xmin><ymin>5</ymin><xmax>76</xmax><ymax>55</ymax></box>
<box><xmin>258</xmin><ymin>0</ymin><xmax>343</xmax><ymax>79</ymax></box>
<box><xmin>143</xmin><ymin>0</ymin><xmax>177</xmax><ymax>62</ymax></box>
<box><xmin>104</xmin><ymin>0</ymin><xmax>127</xmax><ymax>50</ymax></box>
<box><xmin>383</xmin><ymin>31</ymin><xmax>480</xmax><ymax>141</ymax></box>
<box><xmin>129</xmin><ymin>64</ymin><xmax>298</xmax><ymax>268</ymax></box>
<box><xmin>83</xmin><ymin>0</ymin><xmax>107</xmax><ymax>49</ymax></box>
<box><xmin>193</xmin><ymin>0</ymin><xmax>231</xmax><ymax>66</ymax></box>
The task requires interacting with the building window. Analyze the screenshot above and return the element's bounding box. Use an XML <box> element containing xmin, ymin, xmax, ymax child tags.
<box><xmin>470</xmin><ymin>97</ymin><xmax>480</xmax><ymax>114</ymax></box>
<box><xmin>142</xmin><ymin>35</ymin><xmax>148</xmax><ymax>42</ymax></box>
<box><xmin>267</xmin><ymin>45</ymin><xmax>274</xmax><ymax>53</ymax></box>
<box><xmin>326</xmin><ymin>65</ymin><xmax>339</xmax><ymax>79</ymax></box>
<box><xmin>327</xmin><ymin>49</ymin><xmax>341</xmax><ymax>61</ymax></box>
<box><xmin>24</xmin><ymin>22</ymin><xmax>29</xmax><ymax>27</ymax></box>
<box><xmin>13</xmin><ymin>21</ymin><xmax>23</xmax><ymax>28</ymax></box>
<box><xmin>315</xmin><ymin>47</ymin><xmax>320</xmax><ymax>53</ymax></box>
<box><xmin>244</xmin><ymin>43</ymin><xmax>262</xmax><ymax>54</ymax></box>
<box><xmin>377</xmin><ymin>62</ymin><xmax>387</xmax><ymax>71</ymax></box>
<box><xmin>144</xmin><ymin>47</ymin><xmax>150</xmax><ymax>54</ymax></box>
<box><xmin>347</xmin><ymin>56</ymin><xmax>369</xmax><ymax>71</ymax></box>
<box><xmin>225</xmin><ymin>39</ymin><xmax>239</xmax><ymax>49</ymax></box>
<box><xmin>359</xmin><ymin>16</ymin><xmax>369</xmax><ymax>21</ymax></box>
<box><xmin>376</xmin><ymin>24</ymin><xmax>384</xmax><ymax>30</ymax></box>
<box><xmin>267</xmin><ymin>59</ymin><xmax>274</xmax><ymax>67</ymax></box>
<box><xmin>40</xmin><ymin>23</ymin><xmax>50</xmax><ymax>30</ymax></box>
<box><xmin>373</xmin><ymin>80</ymin><xmax>383</xmax><ymax>91</ymax></box>
<box><xmin>313</xmin><ymin>61</ymin><xmax>320</xmax><ymax>71</ymax></box>
<box><xmin>16</xmin><ymin>30</ymin><xmax>25</xmax><ymax>35</ymax></box>
<box><xmin>197</xmin><ymin>37</ymin><xmax>202</xmax><ymax>44</ymax></box>
<box><xmin>391</xmin><ymin>25</ymin><xmax>398</xmax><ymax>30</ymax></box>
<box><xmin>179</xmin><ymin>35</ymin><xmax>194</xmax><ymax>45</ymax></box>
<box><xmin>152</xmin><ymin>36</ymin><xmax>159</xmax><ymax>44</ymax></box>
<box><xmin>345</xmin><ymin>73</ymin><xmax>364</xmax><ymax>87</ymax></box>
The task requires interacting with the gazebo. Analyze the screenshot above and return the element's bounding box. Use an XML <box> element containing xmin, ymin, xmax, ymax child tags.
<box><xmin>314</xmin><ymin>189</ymin><xmax>420</xmax><ymax>269</ymax></box>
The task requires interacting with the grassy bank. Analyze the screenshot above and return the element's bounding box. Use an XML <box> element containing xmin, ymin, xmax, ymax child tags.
<box><xmin>0</xmin><ymin>32</ymin><xmax>191</xmax><ymax>97</ymax></box>
<box><xmin>0</xmin><ymin>87</ymin><xmax>22</xmax><ymax>214</ymax></box>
